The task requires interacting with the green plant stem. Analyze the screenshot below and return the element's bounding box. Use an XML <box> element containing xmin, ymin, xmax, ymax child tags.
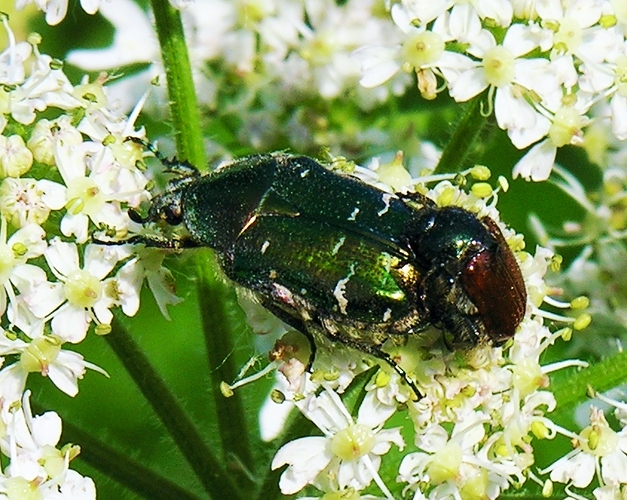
<box><xmin>106</xmin><ymin>318</ymin><xmax>242</xmax><ymax>500</ymax></box>
<box><xmin>150</xmin><ymin>0</ymin><xmax>257</xmax><ymax>494</ymax></box>
<box><xmin>195</xmin><ymin>251</ymin><xmax>256</xmax><ymax>486</ymax></box>
<box><xmin>433</xmin><ymin>97</ymin><xmax>490</xmax><ymax>175</ymax></box>
<box><xmin>552</xmin><ymin>350</ymin><xmax>627</xmax><ymax>414</ymax></box>
<box><xmin>150</xmin><ymin>0</ymin><xmax>206</xmax><ymax>169</ymax></box>
<box><xmin>31</xmin><ymin>400</ymin><xmax>201</xmax><ymax>500</ymax></box>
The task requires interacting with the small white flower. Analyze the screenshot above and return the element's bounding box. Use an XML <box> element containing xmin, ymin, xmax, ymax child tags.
<box><xmin>354</xmin><ymin>3</ymin><xmax>473</xmax><ymax>99</ymax></box>
<box><xmin>272</xmin><ymin>389</ymin><xmax>403</xmax><ymax>497</ymax></box>
<box><xmin>0</xmin><ymin>391</ymin><xmax>96</xmax><ymax>498</ymax></box>
<box><xmin>0</xmin><ymin>218</ymin><xmax>47</xmax><ymax>318</ymax></box>
<box><xmin>449</xmin><ymin>24</ymin><xmax>559</xmax><ymax>147</ymax></box>
<box><xmin>23</xmin><ymin>239</ymin><xmax>127</xmax><ymax>343</ymax></box>
<box><xmin>542</xmin><ymin>407</ymin><xmax>627</xmax><ymax>489</ymax></box>
<box><xmin>513</xmin><ymin>101</ymin><xmax>589</xmax><ymax>181</ymax></box>
<box><xmin>114</xmin><ymin>247</ymin><xmax>182</xmax><ymax>319</ymax></box>
<box><xmin>0</xmin><ymin>326</ymin><xmax>107</xmax><ymax>400</ymax></box>
<box><xmin>399</xmin><ymin>414</ymin><xmax>513</xmax><ymax>500</ymax></box>
<box><xmin>8</xmin><ymin>49</ymin><xmax>80</xmax><ymax>125</ymax></box>
<box><xmin>0</xmin><ymin>178</ymin><xmax>58</xmax><ymax>228</ymax></box>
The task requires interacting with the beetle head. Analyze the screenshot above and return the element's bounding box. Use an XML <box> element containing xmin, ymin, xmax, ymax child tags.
<box><xmin>407</xmin><ymin>206</ymin><xmax>527</xmax><ymax>345</ymax></box>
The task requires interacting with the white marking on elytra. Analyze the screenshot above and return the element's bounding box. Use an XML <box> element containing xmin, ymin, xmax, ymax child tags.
<box><xmin>381</xmin><ymin>252</ymin><xmax>392</xmax><ymax>272</ymax></box>
<box><xmin>348</xmin><ymin>207</ymin><xmax>360</xmax><ymax>221</ymax></box>
<box><xmin>333</xmin><ymin>263</ymin><xmax>356</xmax><ymax>315</ymax></box>
<box><xmin>241</xmin><ymin>214</ymin><xmax>257</xmax><ymax>233</ymax></box>
<box><xmin>331</xmin><ymin>236</ymin><xmax>346</xmax><ymax>256</ymax></box>
<box><xmin>300</xmin><ymin>169</ymin><xmax>310</xmax><ymax>178</ymax></box>
<box><xmin>273</xmin><ymin>283</ymin><xmax>294</xmax><ymax>305</ymax></box>
<box><xmin>382</xmin><ymin>308</ymin><xmax>392</xmax><ymax>322</ymax></box>
<box><xmin>377</xmin><ymin>193</ymin><xmax>393</xmax><ymax>216</ymax></box>
<box><xmin>261</xmin><ymin>240</ymin><xmax>270</xmax><ymax>254</ymax></box>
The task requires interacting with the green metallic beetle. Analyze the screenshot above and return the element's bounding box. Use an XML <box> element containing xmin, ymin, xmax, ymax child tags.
<box><xmin>111</xmin><ymin>141</ymin><xmax>527</xmax><ymax>397</ymax></box>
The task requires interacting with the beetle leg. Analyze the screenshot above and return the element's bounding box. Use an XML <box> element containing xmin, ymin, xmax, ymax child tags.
<box><xmin>318</xmin><ymin>325</ymin><xmax>423</xmax><ymax>400</ymax></box>
<box><xmin>258</xmin><ymin>300</ymin><xmax>317</xmax><ymax>371</ymax></box>
<box><xmin>397</xmin><ymin>191</ymin><xmax>435</xmax><ymax>209</ymax></box>
<box><xmin>125</xmin><ymin>136</ymin><xmax>200</xmax><ymax>178</ymax></box>
<box><xmin>92</xmin><ymin>234</ymin><xmax>200</xmax><ymax>249</ymax></box>
<box><xmin>370</xmin><ymin>346</ymin><xmax>423</xmax><ymax>401</ymax></box>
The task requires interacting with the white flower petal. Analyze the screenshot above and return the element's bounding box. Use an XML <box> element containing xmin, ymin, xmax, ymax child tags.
<box><xmin>503</xmin><ymin>23</ymin><xmax>537</xmax><ymax>57</ymax></box>
<box><xmin>80</xmin><ymin>0</ymin><xmax>101</xmax><ymax>15</ymax></box>
<box><xmin>338</xmin><ymin>455</ymin><xmax>377</xmax><ymax>489</ymax></box>
<box><xmin>38</xmin><ymin>179</ymin><xmax>67</xmax><ymax>210</ymax></box>
<box><xmin>601</xmin><ymin>450</ymin><xmax>627</xmax><ymax>485</ymax></box>
<box><xmin>59</xmin><ymin>470</ymin><xmax>97</xmax><ymax>499</ymax></box>
<box><xmin>495</xmin><ymin>85</ymin><xmax>551</xmax><ymax>149</ymax></box>
<box><xmin>448</xmin><ymin>4</ymin><xmax>482</xmax><ymax>42</ymax></box>
<box><xmin>371</xmin><ymin>427</ymin><xmax>404</xmax><ymax>454</ymax></box>
<box><xmin>271</xmin><ymin>436</ymin><xmax>331</xmax><ymax>494</ymax></box>
<box><xmin>45</xmin><ymin>239</ymin><xmax>79</xmax><ymax>278</ymax></box>
<box><xmin>60</xmin><ymin>212</ymin><xmax>89</xmax><ymax>243</ymax></box>
<box><xmin>44</xmin><ymin>0</ymin><xmax>69</xmax><ymax>26</ymax></box>
<box><xmin>84</xmin><ymin>244</ymin><xmax>121</xmax><ymax>279</ymax></box>
<box><xmin>610</xmin><ymin>94</ymin><xmax>627</xmax><ymax>141</ymax></box>
<box><xmin>30</xmin><ymin>411</ymin><xmax>62</xmax><ymax>447</ymax></box>
<box><xmin>513</xmin><ymin>139</ymin><xmax>556</xmax><ymax>181</ymax></box>
<box><xmin>0</xmin><ymin>363</ymin><xmax>28</xmax><ymax>405</ymax></box>
<box><xmin>48</xmin><ymin>362</ymin><xmax>80</xmax><ymax>397</ymax></box>
<box><xmin>8</xmin><ymin>224</ymin><xmax>46</xmax><ymax>259</ymax></box>
<box><xmin>51</xmin><ymin>305</ymin><xmax>90</xmax><ymax>343</ymax></box>
<box><xmin>474</xmin><ymin>0</ymin><xmax>513</xmax><ymax>26</ymax></box>
<box><xmin>357</xmin><ymin>391</ymin><xmax>395</xmax><ymax>428</ymax></box>
<box><xmin>550</xmin><ymin>451</ymin><xmax>595</xmax><ymax>488</ymax></box>
<box><xmin>449</xmin><ymin>67</ymin><xmax>487</xmax><ymax>102</ymax></box>
<box><xmin>466</xmin><ymin>29</ymin><xmax>496</xmax><ymax>58</ymax></box>
<box><xmin>21</xmin><ymin>281</ymin><xmax>65</xmax><ymax>318</ymax></box>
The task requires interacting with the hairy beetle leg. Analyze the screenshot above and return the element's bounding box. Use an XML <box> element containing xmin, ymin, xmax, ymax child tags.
<box><xmin>373</xmin><ymin>347</ymin><xmax>423</xmax><ymax>401</ymax></box>
<box><xmin>125</xmin><ymin>136</ymin><xmax>200</xmax><ymax>178</ymax></box>
<box><xmin>260</xmin><ymin>300</ymin><xmax>318</xmax><ymax>372</ymax></box>
<box><xmin>92</xmin><ymin>234</ymin><xmax>200</xmax><ymax>249</ymax></box>
<box><xmin>322</xmin><ymin>329</ymin><xmax>423</xmax><ymax>400</ymax></box>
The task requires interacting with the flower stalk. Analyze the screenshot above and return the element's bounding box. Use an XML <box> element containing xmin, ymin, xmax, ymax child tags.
<box><xmin>106</xmin><ymin>318</ymin><xmax>242</xmax><ymax>500</ymax></box>
<box><xmin>434</xmin><ymin>97</ymin><xmax>492</xmax><ymax>175</ymax></box>
<box><xmin>149</xmin><ymin>0</ymin><xmax>206</xmax><ymax>169</ymax></box>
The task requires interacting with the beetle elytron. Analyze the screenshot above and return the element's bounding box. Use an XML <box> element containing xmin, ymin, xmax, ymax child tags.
<box><xmin>106</xmin><ymin>141</ymin><xmax>528</xmax><ymax>398</ymax></box>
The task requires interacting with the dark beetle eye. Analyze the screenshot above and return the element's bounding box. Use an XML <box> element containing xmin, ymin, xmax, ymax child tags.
<box><xmin>163</xmin><ymin>206</ymin><xmax>183</xmax><ymax>225</ymax></box>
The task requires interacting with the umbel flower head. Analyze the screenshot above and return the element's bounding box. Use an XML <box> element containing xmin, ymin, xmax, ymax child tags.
<box><xmin>0</xmin><ymin>16</ymin><xmax>180</xmax><ymax>496</ymax></box>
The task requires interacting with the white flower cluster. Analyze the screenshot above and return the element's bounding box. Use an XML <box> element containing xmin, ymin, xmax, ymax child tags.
<box><xmin>0</xmin><ymin>390</ymin><xmax>96</xmax><ymax>498</ymax></box>
<box><xmin>64</xmin><ymin>0</ymin><xmax>405</xmax><ymax>105</ymax></box>
<box><xmin>354</xmin><ymin>0</ymin><xmax>627</xmax><ymax>182</ymax></box>
<box><xmin>251</xmin><ymin>161</ymin><xmax>591</xmax><ymax>499</ymax></box>
<box><xmin>0</xmin><ymin>18</ymin><xmax>173</xmax><ymax>497</ymax></box>
<box><xmin>255</xmin><ymin>156</ymin><xmax>627</xmax><ymax>498</ymax></box>
<box><xmin>55</xmin><ymin>0</ymin><xmax>410</xmax><ymax>153</ymax></box>
<box><xmin>40</xmin><ymin>0</ymin><xmax>627</xmax><ymax>179</ymax></box>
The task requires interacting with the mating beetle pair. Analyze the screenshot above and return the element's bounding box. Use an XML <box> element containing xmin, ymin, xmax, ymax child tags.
<box><xmin>109</xmin><ymin>140</ymin><xmax>527</xmax><ymax>398</ymax></box>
